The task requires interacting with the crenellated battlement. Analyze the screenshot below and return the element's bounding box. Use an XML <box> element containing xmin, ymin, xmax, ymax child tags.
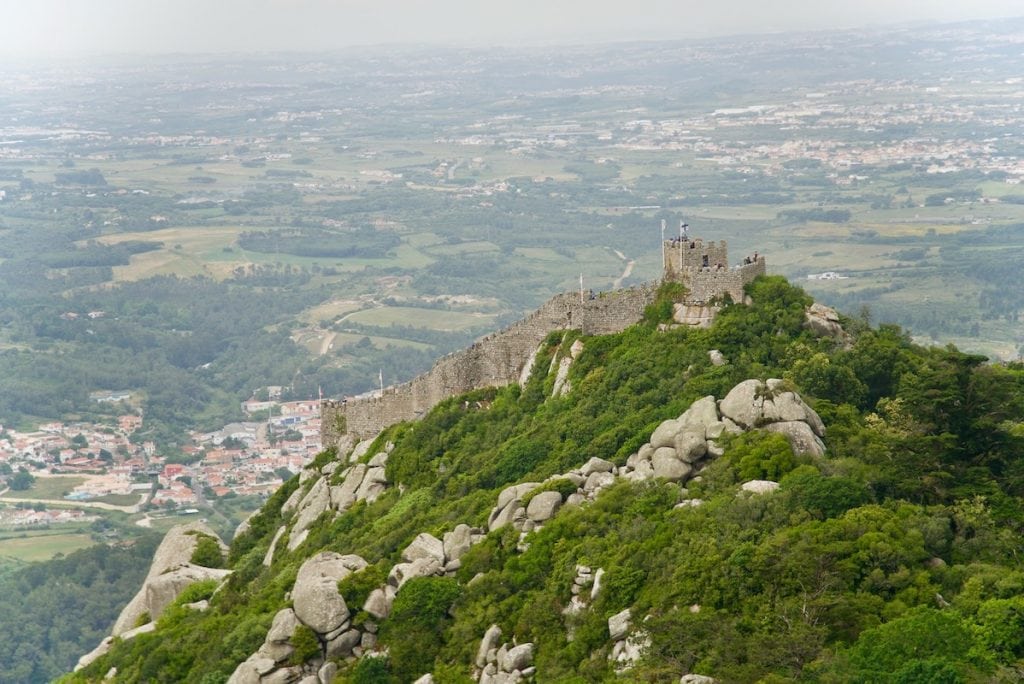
<box><xmin>663</xmin><ymin>237</ymin><xmax>765</xmax><ymax>304</ymax></box>
<box><xmin>321</xmin><ymin>227</ymin><xmax>767</xmax><ymax>446</ymax></box>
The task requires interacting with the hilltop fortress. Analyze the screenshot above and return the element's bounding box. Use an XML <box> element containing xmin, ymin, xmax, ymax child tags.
<box><xmin>322</xmin><ymin>232</ymin><xmax>765</xmax><ymax>445</ymax></box>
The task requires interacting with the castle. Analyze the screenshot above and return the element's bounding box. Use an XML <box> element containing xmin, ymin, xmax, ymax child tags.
<box><xmin>321</xmin><ymin>231</ymin><xmax>765</xmax><ymax>445</ymax></box>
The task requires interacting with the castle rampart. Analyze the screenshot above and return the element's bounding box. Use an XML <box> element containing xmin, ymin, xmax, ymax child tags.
<box><xmin>321</xmin><ymin>231</ymin><xmax>767</xmax><ymax>447</ymax></box>
<box><xmin>323</xmin><ymin>284</ymin><xmax>658</xmax><ymax>441</ymax></box>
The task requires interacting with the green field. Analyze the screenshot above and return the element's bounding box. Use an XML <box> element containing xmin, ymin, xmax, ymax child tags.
<box><xmin>423</xmin><ymin>240</ymin><xmax>500</xmax><ymax>256</ymax></box>
<box><xmin>94</xmin><ymin>493</ymin><xmax>145</xmax><ymax>506</ymax></box>
<box><xmin>296</xmin><ymin>299</ymin><xmax>364</xmax><ymax>325</ymax></box>
<box><xmin>96</xmin><ymin>226</ymin><xmax>436</xmax><ymax>282</ymax></box>
<box><xmin>1</xmin><ymin>476</ymin><xmax>86</xmax><ymax>502</ymax></box>
<box><xmin>328</xmin><ymin>332</ymin><xmax>433</xmax><ymax>351</ymax></box>
<box><xmin>0</xmin><ymin>532</ymin><xmax>96</xmax><ymax>566</ymax></box>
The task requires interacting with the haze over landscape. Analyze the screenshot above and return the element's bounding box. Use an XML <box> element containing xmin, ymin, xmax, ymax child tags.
<box><xmin>3</xmin><ymin>4</ymin><xmax>1024</xmax><ymax>683</ymax></box>
<box><xmin>2</xmin><ymin>0</ymin><xmax>1022</xmax><ymax>54</ymax></box>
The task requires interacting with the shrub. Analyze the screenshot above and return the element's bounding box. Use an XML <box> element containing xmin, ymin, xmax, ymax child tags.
<box><xmin>289</xmin><ymin>625</ymin><xmax>321</xmax><ymax>665</ymax></box>
<box><xmin>726</xmin><ymin>431</ymin><xmax>797</xmax><ymax>481</ymax></box>
<box><xmin>190</xmin><ymin>535</ymin><xmax>225</xmax><ymax>568</ymax></box>
<box><xmin>643</xmin><ymin>281</ymin><xmax>687</xmax><ymax>324</ymax></box>
<box><xmin>845</xmin><ymin>607</ymin><xmax>984</xmax><ymax>679</ymax></box>
<box><xmin>381</xmin><ymin>577</ymin><xmax>461</xmax><ymax>680</ymax></box>
<box><xmin>337</xmin><ymin>560</ymin><xmax>390</xmax><ymax>616</ymax></box>
<box><xmin>350</xmin><ymin>654</ymin><xmax>395</xmax><ymax>684</ymax></box>
<box><xmin>781</xmin><ymin>467</ymin><xmax>872</xmax><ymax>519</ymax></box>
<box><xmin>973</xmin><ymin>596</ymin><xmax>1024</xmax><ymax>663</ymax></box>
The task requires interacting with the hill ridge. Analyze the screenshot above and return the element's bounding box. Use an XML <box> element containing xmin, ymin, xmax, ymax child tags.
<box><xmin>322</xmin><ymin>234</ymin><xmax>765</xmax><ymax>444</ymax></box>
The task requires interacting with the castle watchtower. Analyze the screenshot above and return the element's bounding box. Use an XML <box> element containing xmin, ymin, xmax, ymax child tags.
<box><xmin>663</xmin><ymin>237</ymin><xmax>730</xmax><ymax>281</ymax></box>
<box><xmin>661</xmin><ymin>221</ymin><xmax>766</xmax><ymax>304</ymax></box>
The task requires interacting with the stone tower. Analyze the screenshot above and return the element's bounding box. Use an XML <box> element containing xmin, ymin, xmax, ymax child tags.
<box><xmin>662</xmin><ymin>234</ymin><xmax>765</xmax><ymax>304</ymax></box>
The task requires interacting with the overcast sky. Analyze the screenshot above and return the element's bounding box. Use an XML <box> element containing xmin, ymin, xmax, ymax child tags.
<box><xmin>1</xmin><ymin>0</ymin><xmax>1021</xmax><ymax>56</ymax></box>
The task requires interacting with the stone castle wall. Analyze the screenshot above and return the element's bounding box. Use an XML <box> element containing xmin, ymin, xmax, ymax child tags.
<box><xmin>684</xmin><ymin>259</ymin><xmax>766</xmax><ymax>303</ymax></box>
<box><xmin>321</xmin><ymin>235</ymin><xmax>768</xmax><ymax>447</ymax></box>
<box><xmin>323</xmin><ymin>284</ymin><xmax>658</xmax><ymax>441</ymax></box>
<box><xmin>663</xmin><ymin>239</ymin><xmax>765</xmax><ymax>303</ymax></box>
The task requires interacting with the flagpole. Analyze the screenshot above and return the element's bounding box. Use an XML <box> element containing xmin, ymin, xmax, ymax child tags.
<box><xmin>580</xmin><ymin>273</ymin><xmax>584</xmax><ymax>303</ymax></box>
<box><xmin>660</xmin><ymin>219</ymin><xmax>666</xmax><ymax>273</ymax></box>
<box><xmin>679</xmin><ymin>221</ymin><xmax>684</xmax><ymax>271</ymax></box>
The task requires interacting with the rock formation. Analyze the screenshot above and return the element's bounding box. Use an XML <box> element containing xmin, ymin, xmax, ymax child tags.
<box><xmin>483</xmin><ymin>379</ymin><xmax>825</xmax><ymax>539</ymax></box>
<box><xmin>804</xmin><ymin>302</ymin><xmax>848</xmax><ymax>343</ymax></box>
<box><xmin>286</xmin><ymin>443</ymin><xmax>394</xmax><ymax>552</ymax></box>
<box><xmin>76</xmin><ymin>522</ymin><xmax>231</xmax><ymax>672</ymax></box>
<box><xmin>474</xmin><ymin>624</ymin><xmax>536</xmax><ymax>683</ymax></box>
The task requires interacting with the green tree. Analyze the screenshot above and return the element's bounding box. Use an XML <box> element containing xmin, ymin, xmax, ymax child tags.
<box><xmin>845</xmin><ymin>607</ymin><xmax>985</xmax><ymax>680</ymax></box>
<box><xmin>381</xmin><ymin>577</ymin><xmax>461</xmax><ymax>680</ymax></box>
<box><xmin>10</xmin><ymin>469</ymin><xmax>35</xmax><ymax>491</ymax></box>
<box><xmin>190</xmin><ymin>535</ymin><xmax>224</xmax><ymax>569</ymax></box>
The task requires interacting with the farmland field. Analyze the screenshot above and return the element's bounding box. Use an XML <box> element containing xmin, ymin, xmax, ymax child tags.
<box><xmin>0</xmin><ymin>532</ymin><xmax>96</xmax><ymax>566</ymax></box>
<box><xmin>0</xmin><ymin>476</ymin><xmax>86</xmax><ymax>502</ymax></box>
<box><xmin>4</xmin><ymin>25</ymin><xmax>1024</xmax><ymax>449</ymax></box>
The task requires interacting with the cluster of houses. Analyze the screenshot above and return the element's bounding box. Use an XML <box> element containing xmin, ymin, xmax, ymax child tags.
<box><xmin>0</xmin><ymin>392</ymin><xmax>324</xmax><ymax>513</ymax></box>
<box><xmin>0</xmin><ymin>506</ymin><xmax>96</xmax><ymax>527</ymax></box>
<box><xmin>0</xmin><ymin>414</ymin><xmax>148</xmax><ymax>476</ymax></box>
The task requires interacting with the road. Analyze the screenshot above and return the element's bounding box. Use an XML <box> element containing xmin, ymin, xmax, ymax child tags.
<box><xmin>611</xmin><ymin>249</ymin><xmax>636</xmax><ymax>289</ymax></box>
<box><xmin>316</xmin><ymin>304</ymin><xmax>382</xmax><ymax>356</ymax></box>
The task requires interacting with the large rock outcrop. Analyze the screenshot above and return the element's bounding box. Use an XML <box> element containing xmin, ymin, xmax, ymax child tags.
<box><xmin>484</xmin><ymin>379</ymin><xmax>827</xmax><ymax>538</ymax></box>
<box><xmin>804</xmin><ymin>302</ymin><xmax>848</xmax><ymax>342</ymax></box>
<box><xmin>228</xmin><ymin>552</ymin><xmax>369</xmax><ymax>684</ymax></box>
<box><xmin>111</xmin><ymin>522</ymin><xmax>230</xmax><ymax>636</ymax></box>
<box><xmin>292</xmin><ymin>552</ymin><xmax>366</xmax><ymax>634</ymax></box>
<box><xmin>287</xmin><ymin>444</ymin><xmax>395</xmax><ymax>551</ymax></box>
<box><xmin>621</xmin><ymin>379</ymin><xmax>825</xmax><ymax>486</ymax></box>
<box><xmin>76</xmin><ymin>522</ymin><xmax>231</xmax><ymax>672</ymax></box>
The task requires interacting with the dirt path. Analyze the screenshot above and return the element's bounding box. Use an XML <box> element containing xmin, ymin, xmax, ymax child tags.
<box><xmin>611</xmin><ymin>249</ymin><xmax>636</xmax><ymax>289</ymax></box>
<box><xmin>315</xmin><ymin>306</ymin><xmax>373</xmax><ymax>356</ymax></box>
<box><xmin>318</xmin><ymin>331</ymin><xmax>337</xmax><ymax>356</ymax></box>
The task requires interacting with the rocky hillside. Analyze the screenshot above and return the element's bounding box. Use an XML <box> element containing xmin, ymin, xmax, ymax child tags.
<box><xmin>65</xmin><ymin>277</ymin><xmax>1024</xmax><ymax>683</ymax></box>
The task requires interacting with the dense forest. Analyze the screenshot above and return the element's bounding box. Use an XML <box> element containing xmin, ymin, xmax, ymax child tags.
<box><xmin>0</xmin><ymin>536</ymin><xmax>160</xmax><ymax>683</ymax></box>
<box><xmin>237</xmin><ymin>226</ymin><xmax>395</xmax><ymax>259</ymax></box>
<box><xmin>66</xmin><ymin>277</ymin><xmax>1024</xmax><ymax>682</ymax></box>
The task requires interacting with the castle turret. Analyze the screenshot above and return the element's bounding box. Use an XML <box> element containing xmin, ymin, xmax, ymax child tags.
<box><xmin>662</xmin><ymin>234</ymin><xmax>765</xmax><ymax>304</ymax></box>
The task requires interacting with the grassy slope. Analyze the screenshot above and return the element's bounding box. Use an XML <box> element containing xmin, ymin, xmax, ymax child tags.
<box><xmin>68</xmin><ymin>277</ymin><xmax>1024</xmax><ymax>683</ymax></box>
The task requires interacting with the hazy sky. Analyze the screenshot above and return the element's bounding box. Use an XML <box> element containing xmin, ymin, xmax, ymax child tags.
<box><xmin>1</xmin><ymin>0</ymin><xmax>1021</xmax><ymax>56</ymax></box>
